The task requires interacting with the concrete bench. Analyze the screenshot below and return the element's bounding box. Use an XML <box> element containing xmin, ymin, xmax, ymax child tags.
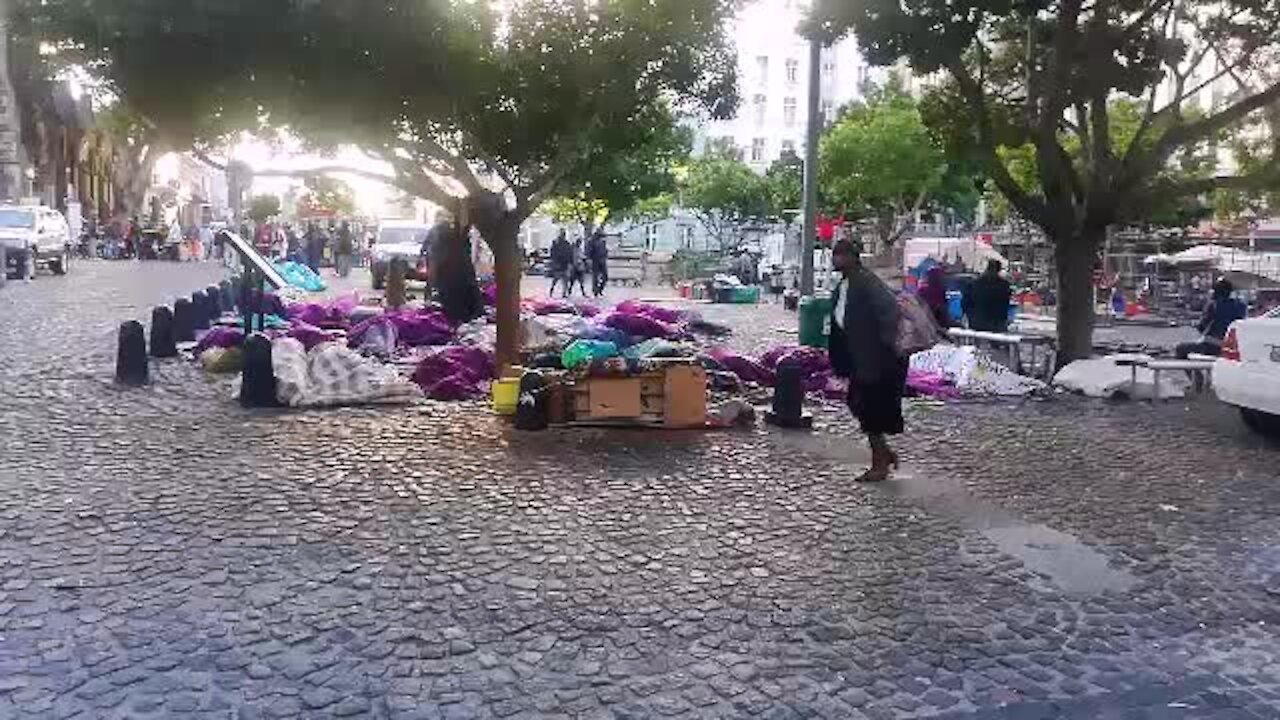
<box><xmin>947</xmin><ymin>328</ymin><xmax>1057</xmax><ymax>379</ymax></box>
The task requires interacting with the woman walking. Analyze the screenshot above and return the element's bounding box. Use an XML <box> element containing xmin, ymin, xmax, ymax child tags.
<box><xmin>828</xmin><ymin>239</ymin><xmax>907</xmax><ymax>482</ymax></box>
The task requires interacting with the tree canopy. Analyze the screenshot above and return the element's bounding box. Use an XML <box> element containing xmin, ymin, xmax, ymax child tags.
<box><xmin>822</xmin><ymin>83</ymin><xmax>948</xmax><ymax>246</ymax></box>
<box><xmin>680</xmin><ymin>146</ymin><xmax>774</xmax><ymax>251</ymax></box>
<box><xmin>809</xmin><ymin>0</ymin><xmax>1280</xmax><ymax>361</ymax></box>
<box><xmin>300</xmin><ymin>176</ymin><xmax>357</xmax><ymax>218</ymax></box>
<box><xmin>540</xmin><ymin>104</ymin><xmax>691</xmax><ymax>233</ymax></box>
<box><xmin>247</xmin><ymin>195</ymin><xmax>282</xmax><ymax>224</ymax></box>
<box><xmin>19</xmin><ymin>0</ymin><xmax>740</xmax><ymax>366</ymax></box>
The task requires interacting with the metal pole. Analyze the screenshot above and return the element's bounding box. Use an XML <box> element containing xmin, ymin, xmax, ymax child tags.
<box><xmin>800</xmin><ymin>37</ymin><xmax>822</xmax><ymax>296</ymax></box>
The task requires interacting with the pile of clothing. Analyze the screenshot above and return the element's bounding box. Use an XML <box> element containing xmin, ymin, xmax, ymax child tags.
<box><xmin>197</xmin><ymin>291</ymin><xmax>736</xmax><ymax>408</ymax></box>
<box><xmin>272</xmin><ymin>338</ymin><xmax>421</xmax><ymax>407</ymax></box>
<box><xmin>700</xmin><ymin>342</ymin><xmax>1045</xmax><ymax>400</ymax></box>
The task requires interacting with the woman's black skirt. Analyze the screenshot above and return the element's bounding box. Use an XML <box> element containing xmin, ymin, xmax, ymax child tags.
<box><xmin>846</xmin><ymin>358</ymin><xmax>909</xmax><ymax>436</ymax></box>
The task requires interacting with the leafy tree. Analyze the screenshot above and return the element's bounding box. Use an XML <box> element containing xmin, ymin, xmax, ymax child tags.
<box><xmin>94</xmin><ymin>106</ymin><xmax>165</xmax><ymax>217</ymax></box>
<box><xmin>21</xmin><ymin>0</ymin><xmax>737</xmax><ymax>368</ymax></box>
<box><xmin>300</xmin><ymin>176</ymin><xmax>356</xmax><ymax>218</ymax></box>
<box><xmin>541</xmin><ymin>103</ymin><xmax>691</xmax><ymax>236</ymax></box>
<box><xmin>809</xmin><ymin>0</ymin><xmax>1280</xmax><ymax>362</ymax></box>
<box><xmin>765</xmin><ymin>151</ymin><xmax>805</xmax><ymax>218</ymax></box>
<box><xmin>821</xmin><ymin>87</ymin><xmax>947</xmax><ymax>246</ymax></box>
<box><xmin>247</xmin><ymin>194</ymin><xmax>281</xmax><ymax>224</ymax></box>
<box><xmin>681</xmin><ymin>147</ymin><xmax>773</xmax><ymax>252</ymax></box>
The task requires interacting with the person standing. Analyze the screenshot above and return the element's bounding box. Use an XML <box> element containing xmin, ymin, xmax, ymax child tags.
<box><xmin>1176</xmin><ymin>278</ymin><xmax>1247</xmax><ymax>358</ymax></box>
<box><xmin>548</xmin><ymin>230</ymin><xmax>572</xmax><ymax>298</ymax></box>
<box><xmin>962</xmin><ymin>259</ymin><xmax>1013</xmax><ymax>332</ymax></box>
<box><xmin>585</xmin><ymin>229</ymin><xmax>609</xmax><ymax>297</ymax></box>
<box><xmin>827</xmin><ymin>239</ymin><xmax>906</xmax><ymax>483</ymax></box>
<box><xmin>304</xmin><ymin>222</ymin><xmax>323</xmax><ymax>272</ymax></box>
<box><xmin>335</xmin><ymin>221</ymin><xmax>355</xmax><ymax>277</ymax></box>
<box><xmin>569</xmin><ymin>237</ymin><xmax>589</xmax><ymax>297</ymax></box>
<box><xmin>917</xmin><ymin>265</ymin><xmax>951</xmax><ymax>328</ymax></box>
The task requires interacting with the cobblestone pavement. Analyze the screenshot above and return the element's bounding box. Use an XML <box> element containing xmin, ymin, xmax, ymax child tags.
<box><xmin>1</xmin><ymin>261</ymin><xmax>1279</xmax><ymax>719</ymax></box>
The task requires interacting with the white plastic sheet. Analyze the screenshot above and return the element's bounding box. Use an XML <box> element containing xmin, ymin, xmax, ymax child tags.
<box><xmin>1052</xmin><ymin>356</ymin><xmax>1188</xmax><ymax>399</ymax></box>
<box><xmin>909</xmin><ymin>343</ymin><xmax>1047</xmax><ymax>396</ymax></box>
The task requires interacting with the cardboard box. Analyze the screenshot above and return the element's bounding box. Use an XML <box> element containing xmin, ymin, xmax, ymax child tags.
<box><xmin>587</xmin><ymin>378</ymin><xmax>643</xmax><ymax>418</ymax></box>
<box><xmin>663</xmin><ymin>366</ymin><xmax>707</xmax><ymax>428</ymax></box>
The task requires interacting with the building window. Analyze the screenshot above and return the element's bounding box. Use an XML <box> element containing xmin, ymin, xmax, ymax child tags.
<box><xmin>755</xmin><ymin>55</ymin><xmax>769</xmax><ymax>84</ymax></box>
<box><xmin>783</xmin><ymin>97</ymin><xmax>797</xmax><ymax>127</ymax></box>
<box><xmin>785</xmin><ymin>59</ymin><xmax>799</xmax><ymax>85</ymax></box>
<box><xmin>856</xmin><ymin>65</ymin><xmax>868</xmax><ymax>87</ymax></box>
<box><xmin>751</xmin><ymin>138</ymin><xmax>766</xmax><ymax>162</ymax></box>
<box><xmin>753</xmin><ymin>94</ymin><xmax>767</xmax><ymax>126</ymax></box>
<box><xmin>680</xmin><ymin>225</ymin><xmax>694</xmax><ymax>250</ymax></box>
<box><xmin>781</xmin><ymin>140</ymin><xmax>796</xmax><ymax>156</ymax></box>
<box><xmin>645</xmin><ymin>224</ymin><xmax>659</xmax><ymax>252</ymax></box>
<box><xmin>821</xmin><ymin>99</ymin><xmax>834</xmax><ymax>123</ymax></box>
<box><xmin>822</xmin><ymin>59</ymin><xmax>835</xmax><ymax>79</ymax></box>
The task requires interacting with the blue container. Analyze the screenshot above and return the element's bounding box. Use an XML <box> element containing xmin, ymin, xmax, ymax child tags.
<box><xmin>947</xmin><ymin>291</ymin><xmax>963</xmax><ymax>323</ymax></box>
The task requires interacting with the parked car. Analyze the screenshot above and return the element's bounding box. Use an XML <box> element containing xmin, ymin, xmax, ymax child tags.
<box><xmin>370</xmin><ymin>220</ymin><xmax>430</xmax><ymax>290</ymax></box>
<box><xmin>0</xmin><ymin>206</ymin><xmax>71</xmax><ymax>279</ymax></box>
<box><xmin>1214</xmin><ymin>306</ymin><xmax>1280</xmax><ymax>435</ymax></box>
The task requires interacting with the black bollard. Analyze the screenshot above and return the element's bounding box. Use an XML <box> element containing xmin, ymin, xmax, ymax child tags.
<box><xmin>206</xmin><ymin>285</ymin><xmax>223</xmax><ymax>317</ymax></box>
<box><xmin>191</xmin><ymin>291</ymin><xmax>211</xmax><ymax>331</ymax></box>
<box><xmin>115</xmin><ymin>321</ymin><xmax>149</xmax><ymax>386</ymax></box>
<box><xmin>219</xmin><ymin>280</ymin><xmax>236</xmax><ymax>313</ymax></box>
<box><xmin>764</xmin><ymin>361</ymin><xmax>813</xmax><ymax>429</ymax></box>
<box><xmin>172</xmin><ymin>297</ymin><xmax>195</xmax><ymax>342</ymax></box>
<box><xmin>149</xmin><ymin>306</ymin><xmax>178</xmax><ymax>358</ymax></box>
<box><xmin>239</xmin><ymin>334</ymin><xmax>279</xmax><ymax>408</ymax></box>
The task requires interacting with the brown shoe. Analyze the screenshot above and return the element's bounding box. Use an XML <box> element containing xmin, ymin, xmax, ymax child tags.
<box><xmin>856</xmin><ymin>446</ymin><xmax>892</xmax><ymax>482</ymax></box>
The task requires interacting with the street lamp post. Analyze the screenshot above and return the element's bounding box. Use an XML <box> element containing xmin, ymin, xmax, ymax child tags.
<box><xmin>799</xmin><ymin>37</ymin><xmax>822</xmax><ymax>297</ymax></box>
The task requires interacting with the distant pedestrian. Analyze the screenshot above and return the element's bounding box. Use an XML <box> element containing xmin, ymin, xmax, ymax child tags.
<box><xmin>304</xmin><ymin>223</ymin><xmax>324</xmax><ymax>272</ymax></box>
<box><xmin>585</xmin><ymin>229</ymin><xmax>609</xmax><ymax>297</ymax></box>
<box><xmin>917</xmin><ymin>266</ymin><xmax>951</xmax><ymax>328</ymax></box>
<box><xmin>335</xmin><ymin>221</ymin><xmax>355</xmax><ymax>277</ymax></box>
<box><xmin>1176</xmin><ymin>278</ymin><xmax>1247</xmax><ymax>358</ymax></box>
<box><xmin>548</xmin><ymin>230</ymin><xmax>573</xmax><ymax>298</ymax></box>
<box><xmin>568</xmin><ymin>238</ymin><xmax>589</xmax><ymax>297</ymax></box>
<box><xmin>962</xmin><ymin>259</ymin><xmax>1013</xmax><ymax>332</ymax></box>
<box><xmin>828</xmin><ymin>238</ymin><xmax>906</xmax><ymax>483</ymax></box>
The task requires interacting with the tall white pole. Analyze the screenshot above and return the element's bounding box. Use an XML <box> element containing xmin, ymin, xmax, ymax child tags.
<box><xmin>800</xmin><ymin>38</ymin><xmax>822</xmax><ymax>296</ymax></box>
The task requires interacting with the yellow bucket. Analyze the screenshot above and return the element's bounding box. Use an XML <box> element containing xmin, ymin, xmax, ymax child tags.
<box><xmin>492</xmin><ymin>377</ymin><xmax>521</xmax><ymax>416</ymax></box>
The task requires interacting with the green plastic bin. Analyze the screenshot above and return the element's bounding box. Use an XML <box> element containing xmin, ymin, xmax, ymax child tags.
<box><xmin>798</xmin><ymin>294</ymin><xmax>832</xmax><ymax>348</ymax></box>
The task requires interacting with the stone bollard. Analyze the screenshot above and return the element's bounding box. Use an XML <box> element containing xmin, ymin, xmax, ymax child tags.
<box><xmin>149</xmin><ymin>306</ymin><xmax>178</xmax><ymax>358</ymax></box>
<box><xmin>239</xmin><ymin>334</ymin><xmax>279</xmax><ymax>408</ymax></box>
<box><xmin>115</xmin><ymin>321</ymin><xmax>149</xmax><ymax>386</ymax></box>
<box><xmin>191</xmin><ymin>290</ymin><xmax>212</xmax><ymax>331</ymax></box>
<box><xmin>172</xmin><ymin>298</ymin><xmax>195</xmax><ymax>343</ymax></box>
<box><xmin>764</xmin><ymin>361</ymin><xmax>813</xmax><ymax>429</ymax></box>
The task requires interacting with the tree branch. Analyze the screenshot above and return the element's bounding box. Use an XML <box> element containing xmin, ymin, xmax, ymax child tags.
<box><xmin>948</xmin><ymin>60</ymin><xmax>1050</xmax><ymax>228</ymax></box>
<box><xmin>1125</xmin><ymin>80</ymin><xmax>1280</xmax><ymax>189</ymax></box>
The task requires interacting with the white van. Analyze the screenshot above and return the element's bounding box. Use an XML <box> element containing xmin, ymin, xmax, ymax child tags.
<box><xmin>370</xmin><ymin>219</ymin><xmax>431</xmax><ymax>290</ymax></box>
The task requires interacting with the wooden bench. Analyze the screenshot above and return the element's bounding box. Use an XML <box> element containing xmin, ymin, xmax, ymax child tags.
<box><xmin>947</xmin><ymin>328</ymin><xmax>1057</xmax><ymax>380</ymax></box>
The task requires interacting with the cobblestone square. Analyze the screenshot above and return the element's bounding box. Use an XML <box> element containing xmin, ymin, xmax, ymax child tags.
<box><xmin>1</xmin><ymin>263</ymin><xmax>1278</xmax><ymax>719</ymax></box>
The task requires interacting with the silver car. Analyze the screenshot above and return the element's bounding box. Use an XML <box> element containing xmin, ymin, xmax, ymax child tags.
<box><xmin>0</xmin><ymin>206</ymin><xmax>72</xmax><ymax>279</ymax></box>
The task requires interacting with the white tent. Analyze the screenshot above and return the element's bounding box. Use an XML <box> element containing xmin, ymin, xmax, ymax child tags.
<box><xmin>903</xmin><ymin>236</ymin><xmax>1006</xmax><ymax>272</ymax></box>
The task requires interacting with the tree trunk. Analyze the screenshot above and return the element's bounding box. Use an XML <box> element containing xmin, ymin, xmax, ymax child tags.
<box><xmin>1053</xmin><ymin>227</ymin><xmax>1104</xmax><ymax>365</ymax></box>
<box><xmin>489</xmin><ymin>220</ymin><xmax>523</xmax><ymax>373</ymax></box>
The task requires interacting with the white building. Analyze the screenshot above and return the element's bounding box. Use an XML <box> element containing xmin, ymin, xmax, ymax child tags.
<box><xmin>697</xmin><ymin>0</ymin><xmax>876</xmax><ymax>171</ymax></box>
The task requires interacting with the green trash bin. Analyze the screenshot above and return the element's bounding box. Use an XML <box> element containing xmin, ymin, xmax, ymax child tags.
<box><xmin>798</xmin><ymin>294</ymin><xmax>832</xmax><ymax>348</ymax></box>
